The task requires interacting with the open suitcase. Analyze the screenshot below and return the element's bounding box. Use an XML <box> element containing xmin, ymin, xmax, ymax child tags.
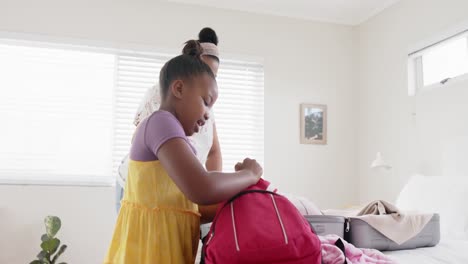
<box><xmin>306</xmin><ymin>214</ymin><xmax>440</xmax><ymax>251</ymax></box>
<box><xmin>304</xmin><ymin>215</ymin><xmax>346</xmax><ymax>238</ymax></box>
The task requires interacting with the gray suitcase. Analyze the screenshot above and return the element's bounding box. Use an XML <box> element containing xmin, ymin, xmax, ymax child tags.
<box><xmin>305</xmin><ymin>214</ymin><xmax>440</xmax><ymax>251</ymax></box>
<box><xmin>305</xmin><ymin>215</ymin><xmax>346</xmax><ymax>238</ymax></box>
<box><xmin>345</xmin><ymin>213</ymin><xmax>440</xmax><ymax>251</ymax></box>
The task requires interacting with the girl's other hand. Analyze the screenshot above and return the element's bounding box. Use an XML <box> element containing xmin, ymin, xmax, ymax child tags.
<box><xmin>235</xmin><ymin>158</ymin><xmax>263</xmax><ymax>181</ymax></box>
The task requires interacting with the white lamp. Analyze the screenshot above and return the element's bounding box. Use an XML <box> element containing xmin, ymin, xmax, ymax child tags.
<box><xmin>370</xmin><ymin>152</ymin><xmax>392</xmax><ymax>170</ymax></box>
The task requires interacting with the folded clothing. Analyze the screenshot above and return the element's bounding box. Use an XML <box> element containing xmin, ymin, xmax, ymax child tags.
<box><xmin>323</xmin><ymin>200</ymin><xmax>433</xmax><ymax>245</ymax></box>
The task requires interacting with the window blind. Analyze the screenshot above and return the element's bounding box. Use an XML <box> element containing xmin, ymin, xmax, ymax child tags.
<box><xmin>0</xmin><ymin>42</ymin><xmax>115</xmax><ymax>185</ymax></box>
<box><xmin>0</xmin><ymin>39</ymin><xmax>264</xmax><ymax>185</ymax></box>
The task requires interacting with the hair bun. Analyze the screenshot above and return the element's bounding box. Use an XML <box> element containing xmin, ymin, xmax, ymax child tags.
<box><xmin>182</xmin><ymin>40</ymin><xmax>203</xmax><ymax>57</ymax></box>
<box><xmin>198</xmin><ymin>27</ymin><xmax>218</xmax><ymax>45</ymax></box>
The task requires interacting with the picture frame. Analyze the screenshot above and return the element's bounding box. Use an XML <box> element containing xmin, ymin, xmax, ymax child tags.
<box><xmin>300</xmin><ymin>103</ymin><xmax>327</xmax><ymax>145</ymax></box>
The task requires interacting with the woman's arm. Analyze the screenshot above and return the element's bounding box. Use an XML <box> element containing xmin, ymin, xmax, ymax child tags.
<box><xmin>133</xmin><ymin>86</ymin><xmax>160</xmax><ymax>126</ymax></box>
<box><xmin>157</xmin><ymin>138</ymin><xmax>262</xmax><ymax>206</ymax></box>
<box><xmin>200</xmin><ymin>124</ymin><xmax>223</xmax><ymax>223</ymax></box>
<box><xmin>205</xmin><ymin>123</ymin><xmax>222</xmax><ymax>171</ymax></box>
<box><xmin>199</xmin><ymin>204</ymin><xmax>219</xmax><ymax>224</ymax></box>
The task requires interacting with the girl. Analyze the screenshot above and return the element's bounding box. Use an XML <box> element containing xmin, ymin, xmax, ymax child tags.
<box><xmin>104</xmin><ymin>43</ymin><xmax>263</xmax><ymax>264</ymax></box>
<box><xmin>116</xmin><ymin>28</ymin><xmax>223</xmax><ymax>223</ymax></box>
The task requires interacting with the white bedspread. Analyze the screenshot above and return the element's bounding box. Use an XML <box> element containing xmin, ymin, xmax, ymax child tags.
<box><xmin>385</xmin><ymin>239</ymin><xmax>468</xmax><ymax>264</ymax></box>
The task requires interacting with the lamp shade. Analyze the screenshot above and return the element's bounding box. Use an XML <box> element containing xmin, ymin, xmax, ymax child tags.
<box><xmin>371</xmin><ymin>152</ymin><xmax>392</xmax><ymax>170</ymax></box>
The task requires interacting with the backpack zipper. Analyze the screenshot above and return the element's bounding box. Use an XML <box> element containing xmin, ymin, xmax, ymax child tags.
<box><xmin>206</xmin><ymin>231</ymin><xmax>214</xmax><ymax>245</ymax></box>
<box><xmin>231</xmin><ymin>202</ymin><xmax>240</xmax><ymax>251</ymax></box>
<box><xmin>270</xmin><ymin>194</ymin><xmax>289</xmax><ymax>245</ymax></box>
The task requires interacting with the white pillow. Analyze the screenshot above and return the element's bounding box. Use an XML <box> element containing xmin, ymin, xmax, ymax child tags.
<box><xmin>396</xmin><ymin>174</ymin><xmax>468</xmax><ymax>239</ymax></box>
<box><xmin>281</xmin><ymin>193</ymin><xmax>322</xmax><ymax>216</ymax></box>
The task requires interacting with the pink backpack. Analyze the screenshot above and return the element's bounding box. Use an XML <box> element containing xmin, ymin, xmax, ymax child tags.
<box><xmin>202</xmin><ymin>179</ymin><xmax>322</xmax><ymax>264</ymax></box>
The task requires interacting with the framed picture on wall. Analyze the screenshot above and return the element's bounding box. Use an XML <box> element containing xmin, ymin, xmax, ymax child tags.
<box><xmin>300</xmin><ymin>103</ymin><xmax>327</xmax><ymax>145</ymax></box>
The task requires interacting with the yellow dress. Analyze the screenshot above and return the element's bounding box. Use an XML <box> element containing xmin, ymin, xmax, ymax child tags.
<box><xmin>104</xmin><ymin>160</ymin><xmax>200</xmax><ymax>264</ymax></box>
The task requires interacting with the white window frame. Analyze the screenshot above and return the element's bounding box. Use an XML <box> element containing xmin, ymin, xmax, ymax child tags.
<box><xmin>408</xmin><ymin>24</ymin><xmax>468</xmax><ymax>96</ymax></box>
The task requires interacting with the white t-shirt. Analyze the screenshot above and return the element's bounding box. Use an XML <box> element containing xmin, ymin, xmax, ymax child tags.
<box><xmin>117</xmin><ymin>85</ymin><xmax>215</xmax><ymax>187</ymax></box>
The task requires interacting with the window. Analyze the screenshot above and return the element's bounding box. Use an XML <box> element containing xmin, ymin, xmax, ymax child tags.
<box><xmin>0</xmin><ymin>38</ymin><xmax>264</xmax><ymax>185</ymax></box>
<box><xmin>113</xmin><ymin>52</ymin><xmax>173</xmax><ymax>176</ymax></box>
<box><xmin>421</xmin><ymin>37</ymin><xmax>468</xmax><ymax>86</ymax></box>
<box><xmin>114</xmin><ymin>53</ymin><xmax>265</xmax><ymax>173</ymax></box>
<box><xmin>408</xmin><ymin>30</ymin><xmax>468</xmax><ymax>95</ymax></box>
<box><xmin>0</xmin><ymin>43</ymin><xmax>115</xmax><ymax>185</ymax></box>
<box><xmin>214</xmin><ymin>60</ymin><xmax>264</xmax><ymax>170</ymax></box>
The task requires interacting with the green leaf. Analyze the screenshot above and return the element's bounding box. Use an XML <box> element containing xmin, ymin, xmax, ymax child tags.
<box><xmin>50</xmin><ymin>239</ymin><xmax>61</xmax><ymax>255</ymax></box>
<box><xmin>57</xmin><ymin>244</ymin><xmax>67</xmax><ymax>255</ymax></box>
<box><xmin>51</xmin><ymin>244</ymin><xmax>67</xmax><ymax>264</ymax></box>
<box><xmin>41</xmin><ymin>238</ymin><xmax>60</xmax><ymax>253</ymax></box>
<box><xmin>41</xmin><ymin>234</ymin><xmax>50</xmax><ymax>242</ymax></box>
<box><xmin>29</xmin><ymin>261</ymin><xmax>42</xmax><ymax>264</ymax></box>
<box><xmin>37</xmin><ymin>250</ymin><xmax>50</xmax><ymax>260</ymax></box>
<box><xmin>44</xmin><ymin>216</ymin><xmax>61</xmax><ymax>238</ymax></box>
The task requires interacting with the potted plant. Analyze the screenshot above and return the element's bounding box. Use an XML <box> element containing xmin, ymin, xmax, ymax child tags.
<box><xmin>30</xmin><ymin>216</ymin><xmax>67</xmax><ymax>264</ymax></box>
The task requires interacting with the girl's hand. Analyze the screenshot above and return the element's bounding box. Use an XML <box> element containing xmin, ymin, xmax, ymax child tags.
<box><xmin>235</xmin><ymin>158</ymin><xmax>263</xmax><ymax>180</ymax></box>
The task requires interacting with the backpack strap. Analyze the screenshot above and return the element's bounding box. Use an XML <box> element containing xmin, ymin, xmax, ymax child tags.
<box><xmin>334</xmin><ymin>238</ymin><xmax>348</xmax><ymax>264</ymax></box>
<box><xmin>227</xmin><ymin>189</ymin><xmax>279</xmax><ymax>203</ymax></box>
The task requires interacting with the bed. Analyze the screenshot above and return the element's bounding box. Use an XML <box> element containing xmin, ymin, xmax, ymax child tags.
<box><xmin>196</xmin><ymin>174</ymin><xmax>468</xmax><ymax>263</ymax></box>
<box><xmin>385</xmin><ymin>174</ymin><xmax>468</xmax><ymax>264</ymax></box>
<box><xmin>385</xmin><ymin>238</ymin><xmax>468</xmax><ymax>263</ymax></box>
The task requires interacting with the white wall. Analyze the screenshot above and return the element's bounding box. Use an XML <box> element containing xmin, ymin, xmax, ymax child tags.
<box><xmin>356</xmin><ymin>0</ymin><xmax>468</xmax><ymax>203</ymax></box>
<box><xmin>0</xmin><ymin>0</ymin><xmax>357</xmax><ymax>263</ymax></box>
<box><xmin>0</xmin><ymin>185</ymin><xmax>115</xmax><ymax>264</ymax></box>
